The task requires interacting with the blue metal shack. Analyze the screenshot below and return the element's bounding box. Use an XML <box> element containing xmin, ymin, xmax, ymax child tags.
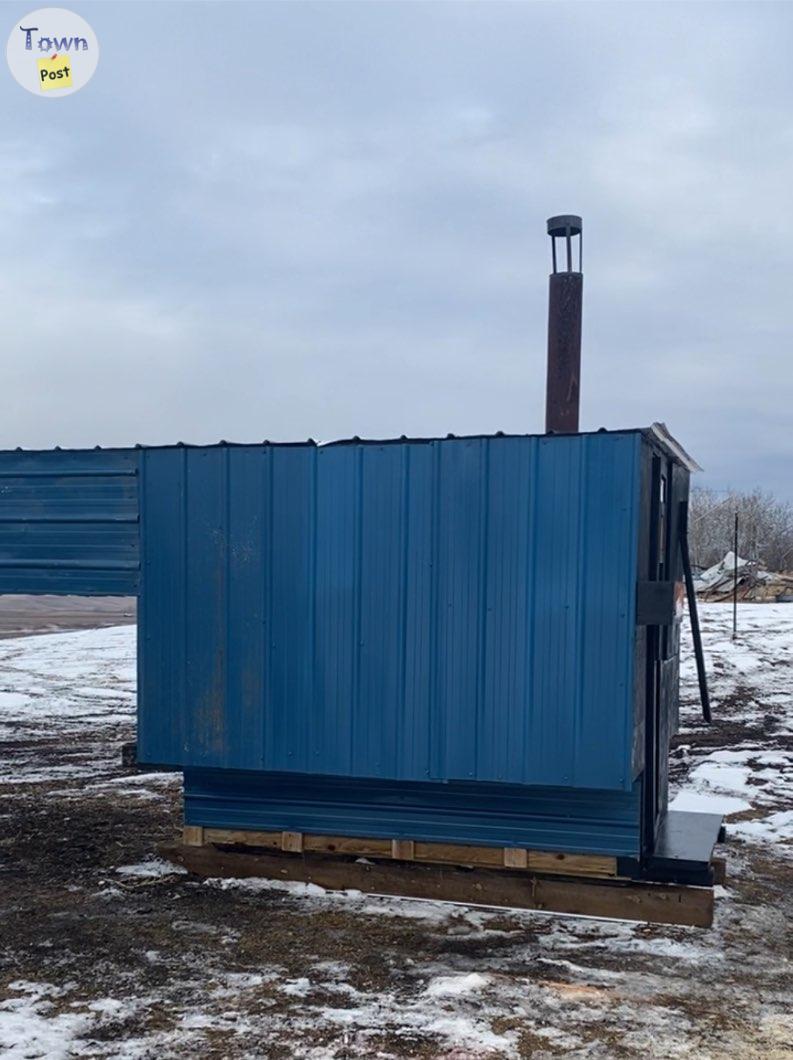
<box><xmin>0</xmin><ymin>425</ymin><xmax>715</xmax><ymax>880</ymax></box>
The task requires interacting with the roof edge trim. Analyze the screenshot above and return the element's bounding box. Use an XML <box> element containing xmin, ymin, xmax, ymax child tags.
<box><xmin>647</xmin><ymin>422</ymin><xmax>702</xmax><ymax>472</ymax></box>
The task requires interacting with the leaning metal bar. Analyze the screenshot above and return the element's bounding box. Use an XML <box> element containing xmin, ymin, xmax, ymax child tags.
<box><xmin>733</xmin><ymin>512</ymin><xmax>739</xmax><ymax>640</ymax></box>
<box><xmin>679</xmin><ymin>500</ymin><xmax>712</xmax><ymax>723</ymax></box>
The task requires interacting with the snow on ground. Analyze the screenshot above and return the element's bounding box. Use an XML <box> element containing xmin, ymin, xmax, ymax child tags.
<box><xmin>0</xmin><ymin>605</ymin><xmax>791</xmax><ymax>1058</ymax></box>
<box><xmin>0</xmin><ymin>625</ymin><xmax>137</xmax><ymax>786</ymax></box>
<box><xmin>671</xmin><ymin>604</ymin><xmax>793</xmax><ymax>853</ymax></box>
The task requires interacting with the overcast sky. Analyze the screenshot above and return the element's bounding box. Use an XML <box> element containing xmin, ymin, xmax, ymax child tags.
<box><xmin>2</xmin><ymin>2</ymin><xmax>792</xmax><ymax>495</ymax></box>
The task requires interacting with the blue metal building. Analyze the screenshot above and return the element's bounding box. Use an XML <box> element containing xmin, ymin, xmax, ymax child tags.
<box><xmin>0</xmin><ymin>424</ymin><xmax>719</xmax><ymax>882</ymax></box>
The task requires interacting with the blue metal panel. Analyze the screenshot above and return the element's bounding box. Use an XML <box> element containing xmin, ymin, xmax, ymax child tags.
<box><xmin>268</xmin><ymin>446</ymin><xmax>315</xmax><ymax>771</ymax></box>
<box><xmin>0</xmin><ymin>449</ymin><xmax>139</xmax><ymax>595</ymax></box>
<box><xmin>183</xmin><ymin>769</ymin><xmax>642</xmax><ymax>857</ymax></box>
<box><xmin>313</xmin><ymin>444</ymin><xmax>357</xmax><ymax>774</ymax></box>
<box><xmin>138</xmin><ymin>446</ymin><xmax>185</xmax><ymax>760</ymax></box>
<box><xmin>138</xmin><ymin>433</ymin><xmax>641</xmax><ymax>791</ymax></box>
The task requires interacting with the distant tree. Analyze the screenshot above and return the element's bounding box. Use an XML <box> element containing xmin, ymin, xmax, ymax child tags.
<box><xmin>688</xmin><ymin>487</ymin><xmax>793</xmax><ymax>572</ymax></box>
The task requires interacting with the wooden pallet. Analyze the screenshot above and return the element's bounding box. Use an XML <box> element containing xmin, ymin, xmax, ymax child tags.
<box><xmin>164</xmin><ymin>827</ymin><xmax>715</xmax><ymax>928</ymax></box>
<box><xmin>181</xmin><ymin>825</ymin><xmax>621</xmax><ymax>879</ymax></box>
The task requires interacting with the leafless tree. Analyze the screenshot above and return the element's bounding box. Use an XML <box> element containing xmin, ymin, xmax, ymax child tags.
<box><xmin>688</xmin><ymin>487</ymin><xmax>793</xmax><ymax>572</ymax></box>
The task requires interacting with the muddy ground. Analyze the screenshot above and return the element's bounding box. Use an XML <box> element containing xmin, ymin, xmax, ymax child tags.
<box><xmin>0</xmin><ymin>606</ymin><xmax>791</xmax><ymax>1058</ymax></box>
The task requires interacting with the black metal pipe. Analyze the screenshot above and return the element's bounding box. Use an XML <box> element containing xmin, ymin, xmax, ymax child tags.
<box><xmin>733</xmin><ymin>511</ymin><xmax>739</xmax><ymax>640</ymax></box>
<box><xmin>679</xmin><ymin>500</ymin><xmax>712</xmax><ymax>723</ymax></box>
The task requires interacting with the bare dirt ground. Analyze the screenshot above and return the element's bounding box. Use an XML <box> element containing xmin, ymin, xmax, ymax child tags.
<box><xmin>0</xmin><ymin>605</ymin><xmax>791</xmax><ymax>1058</ymax></box>
<box><xmin>0</xmin><ymin>596</ymin><xmax>135</xmax><ymax>639</ymax></box>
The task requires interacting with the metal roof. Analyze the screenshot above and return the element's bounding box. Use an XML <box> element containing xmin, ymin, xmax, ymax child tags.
<box><xmin>0</xmin><ymin>423</ymin><xmax>698</xmax><ymax>468</ymax></box>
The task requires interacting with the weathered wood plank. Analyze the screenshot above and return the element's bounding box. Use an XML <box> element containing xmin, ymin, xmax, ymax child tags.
<box><xmin>305</xmin><ymin>834</ymin><xmax>392</xmax><ymax>857</ymax></box>
<box><xmin>410</xmin><ymin>841</ymin><xmax>502</xmax><ymax>867</ymax></box>
<box><xmin>281</xmin><ymin>831</ymin><xmax>304</xmax><ymax>853</ymax></box>
<box><xmin>203</xmin><ymin>828</ymin><xmax>393</xmax><ymax>858</ymax></box>
<box><xmin>203</xmin><ymin>828</ymin><xmax>281</xmax><ymax>850</ymax></box>
<box><xmin>528</xmin><ymin>851</ymin><xmax>618</xmax><ymax>878</ymax></box>
<box><xmin>711</xmin><ymin>856</ymin><xmax>727</xmax><ymax>886</ymax></box>
<box><xmin>193</xmin><ymin>826</ymin><xmax>619</xmax><ymax>879</ymax></box>
<box><xmin>503</xmin><ymin>848</ymin><xmax>528</xmax><ymax>869</ymax></box>
<box><xmin>391</xmin><ymin>839</ymin><xmax>415</xmax><ymax>861</ymax></box>
<box><xmin>160</xmin><ymin>843</ymin><xmax>714</xmax><ymax>928</ymax></box>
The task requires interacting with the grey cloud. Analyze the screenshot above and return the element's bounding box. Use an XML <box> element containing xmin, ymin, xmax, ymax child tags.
<box><xmin>1</xmin><ymin>1</ymin><xmax>792</xmax><ymax>494</ymax></box>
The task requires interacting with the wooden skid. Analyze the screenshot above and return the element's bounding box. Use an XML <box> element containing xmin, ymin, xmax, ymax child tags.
<box><xmin>182</xmin><ymin>826</ymin><xmax>620</xmax><ymax>879</ymax></box>
<box><xmin>161</xmin><ymin>842</ymin><xmax>714</xmax><ymax>928</ymax></box>
<box><xmin>712</xmin><ymin>856</ymin><xmax>727</xmax><ymax>886</ymax></box>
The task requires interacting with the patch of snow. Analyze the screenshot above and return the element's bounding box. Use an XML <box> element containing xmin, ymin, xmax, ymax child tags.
<box><xmin>205</xmin><ymin>876</ymin><xmax>480</xmax><ymax>924</ymax></box>
<box><xmin>315</xmin><ymin>1000</ymin><xmax>519</xmax><ymax>1058</ymax></box>
<box><xmin>115</xmin><ymin>857</ymin><xmax>186</xmax><ymax>878</ymax></box>
<box><xmin>0</xmin><ymin>625</ymin><xmax>138</xmax><ymax>788</ymax></box>
<box><xmin>211</xmin><ymin>972</ymin><xmax>271</xmax><ymax>999</ymax></box>
<box><xmin>207</xmin><ymin>876</ymin><xmax>327</xmax><ymax>898</ymax></box>
<box><xmin>95</xmin><ymin>885</ymin><xmax>124</xmax><ymax>899</ymax></box>
<box><xmin>669</xmin><ymin>790</ymin><xmax>750</xmax><ymax>816</ymax></box>
<box><xmin>0</xmin><ymin>692</ymin><xmax>31</xmax><ymax>709</ymax></box>
<box><xmin>85</xmin><ymin>998</ymin><xmax>128</xmax><ymax>1016</ymax></box>
<box><xmin>674</xmin><ymin>604</ymin><xmax>793</xmax><ymax>853</ymax></box>
<box><xmin>423</xmin><ymin>1013</ymin><xmax>517</xmax><ymax>1055</ymax></box>
<box><xmin>729</xmin><ymin>811</ymin><xmax>793</xmax><ymax>847</ymax></box>
<box><xmin>353</xmin><ymin>896</ymin><xmax>460</xmax><ymax>922</ymax></box>
<box><xmin>282</xmin><ymin>977</ymin><xmax>312</xmax><ymax>997</ymax></box>
<box><xmin>98</xmin><ymin>772</ymin><xmax>177</xmax><ymax>787</ymax></box>
<box><xmin>689</xmin><ymin>758</ymin><xmax>753</xmax><ymax>795</ymax></box>
<box><xmin>425</xmin><ymin>973</ymin><xmax>491</xmax><ymax>997</ymax></box>
<box><xmin>0</xmin><ymin>982</ymin><xmax>87</xmax><ymax>1060</ymax></box>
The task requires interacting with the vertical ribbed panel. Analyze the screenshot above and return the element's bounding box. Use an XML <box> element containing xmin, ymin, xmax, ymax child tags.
<box><xmin>138</xmin><ymin>433</ymin><xmax>641</xmax><ymax>791</ymax></box>
<box><xmin>139</xmin><ymin>445</ymin><xmax>184</xmax><ymax>763</ymax></box>
<box><xmin>0</xmin><ymin>449</ymin><xmax>139</xmax><ymax>595</ymax></box>
<box><xmin>269</xmin><ymin>446</ymin><xmax>314</xmax><ymax>772</ymax></box>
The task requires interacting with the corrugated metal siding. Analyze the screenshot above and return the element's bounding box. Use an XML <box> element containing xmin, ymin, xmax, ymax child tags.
<box><xmin>0</xmin><ymin>450</ymin><xmax>139</xmax><ymax>595</ymax></box>
<box><xmin>183</xmin><ymin>770</ymin><xmax>642</xmax><ymax>857</ymax></box>
<box><xmin>138</xmin><ymin>433</ymin><xmax>641</xmax><ymax>790</ymax></box>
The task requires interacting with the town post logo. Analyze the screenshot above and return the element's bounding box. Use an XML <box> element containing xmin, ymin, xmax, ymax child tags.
<box><xmin>7</xmin><ymin>8</ymin><xmax>99</xmax><ymax>96</ymax></box>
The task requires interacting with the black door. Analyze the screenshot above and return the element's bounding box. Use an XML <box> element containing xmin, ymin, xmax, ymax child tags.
<box><xmin>643</xmin><ymin>452</ymin><xmax>687</xmax><ymax>854</ymax></box>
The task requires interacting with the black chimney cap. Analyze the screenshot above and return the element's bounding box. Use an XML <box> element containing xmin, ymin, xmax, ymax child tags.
<box><xmin>547</xmin><ymin>215</ymin><xmax>582</xmax><ymax>237</ymax></box>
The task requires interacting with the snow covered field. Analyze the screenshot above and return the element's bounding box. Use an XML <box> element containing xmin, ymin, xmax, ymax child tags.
<box><xmin>0</xmin><ymin>605</ymin><xmax>791</xmax><ymax>1058</ymax></box>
